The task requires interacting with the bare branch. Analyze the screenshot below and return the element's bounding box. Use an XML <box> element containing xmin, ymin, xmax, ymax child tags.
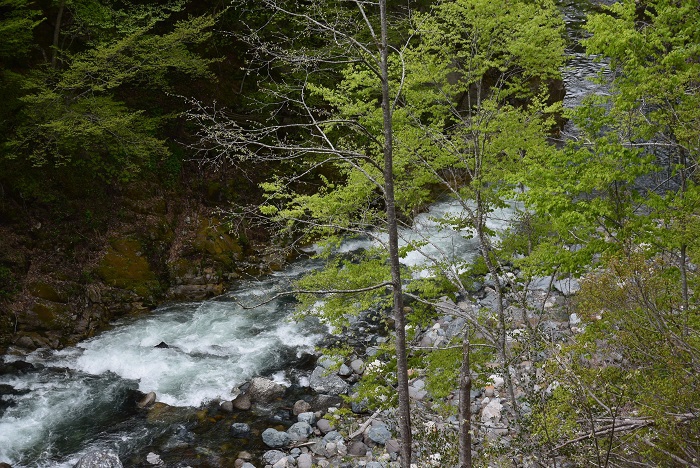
<box><xmin>234</xmin><ymin>281</ymin><xmax>392</xmax><ymax>309</ymax></box>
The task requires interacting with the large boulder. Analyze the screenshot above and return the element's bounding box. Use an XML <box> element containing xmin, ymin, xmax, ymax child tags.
<box><xmin>247</xmin><ymin>377</ymin><xmax>285</xmax><ymax>403</ymax></box>
<box><xmin>74</xmin><ymin>449</ymin><xmax>123</xmax><ymax>468</ymax></box>
<box><xmin>309</xmin><ymin>366</ymin><xmax>349</xmax><ymax>395</ymax></box>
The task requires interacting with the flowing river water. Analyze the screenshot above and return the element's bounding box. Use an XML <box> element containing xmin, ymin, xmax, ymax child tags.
<box><xmin>0</xmin><ymin>1</ymin><xmax>608</xmax><ymax>465</ymax></box>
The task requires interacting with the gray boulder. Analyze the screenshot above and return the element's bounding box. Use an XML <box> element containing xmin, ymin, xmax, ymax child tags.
<box><xmin>316</xmin><ymin>418</ymin><xmax>333</xmax><ymax>434</ymax></box>
<box><xmin>297</xmin><ymin>411</ymin><xmax>316</xmax><ymax>425</ymax></box>
<box><xmin>297</xmin><ymin>453</ymin><xmax>313</xmax><ymax>468</ymax></box>
<box><xmin>262</xmin><ymin>428</ymin><xmax>291</xmax><ymax>448</ymax></box>
<box><xmin>322</xmin><ymin>430</ymin><xmax>344</xmax><ymax>443</ymax></box>
<box><xmin>74</xmin><ymin>450</ymin><xmax>123</xmax><ymax>468</ymax></box>
<box><xmin>348</xmin><ymin>440</ymin><xmax>369</xmax><ymax>456</ymax></box>
<box><xmin>262</xmin><ymin>449</ymin><xmax>286</xmax><ymax>464</ymax></box>
<box><xmin>309</xmin><ymin>366</ymin><xmax>349</xmax><ymax>395</ymax></box>
<box><xmin>230</xmin><ymin>422</ymin><xmax>251</xmax><ymax>438</ymax></box>
<box><xmin>287</xmin><ymin>421</ymin><xmax>313</xmax><ymax>441</ymax></box>
<box><xmin>367</xmin><ymin>424</ymin><xmax>392</xmax><ymax>445</ymax></box>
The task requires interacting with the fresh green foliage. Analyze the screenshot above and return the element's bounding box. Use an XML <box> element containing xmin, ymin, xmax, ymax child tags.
<box><xmin>0</xmin><ymin>0</ymin><xmax>43</xmax><ymax>60</ymax></box>
<box><xmin>534</xmin><ymin>254</ymin><xmax>700</xmax><ymax>464</ymax></box>
<box><xmin>1</xmin><ymin>1</ymin><xmax>218</xmax><ymax>186</ymax></box>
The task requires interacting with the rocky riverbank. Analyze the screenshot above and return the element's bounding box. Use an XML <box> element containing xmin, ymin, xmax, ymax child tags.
<box><xmin>56</xmin><ymin>271</ymin><xmax>580</xmax><ymax>468</ymax></box>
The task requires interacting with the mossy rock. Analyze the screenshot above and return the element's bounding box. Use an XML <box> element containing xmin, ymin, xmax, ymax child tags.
<box><xmin>192</xmin><ymin>219</ymin><xmax>242</xmax><ymax>267</ymax></box>
<box><xmin>96</xmin><ymin>238</ymin><xmax>160</xmax><ymax>298</ymax></box>
<box><xmin>147</xmin><ymin>402</ymin><xmax>196</xmax><ymax>424</ymax></box>
<box><xmin>27</xmin><ymin>300</ymin><xmax>71</xmax><ymax>330</ymax></box>
<box><xmin>28</xmin><ymin>281</ymin><xmax>69</xmax><ymax>303</ymax></box>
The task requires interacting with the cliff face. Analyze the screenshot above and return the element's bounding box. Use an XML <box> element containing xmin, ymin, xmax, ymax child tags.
<box><xmin>0</xmin><ymin>173</ymin><xmax>279</xmax><ymax>353</ymax></box>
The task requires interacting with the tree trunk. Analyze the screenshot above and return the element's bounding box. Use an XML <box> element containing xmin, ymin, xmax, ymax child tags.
<box><xmin>458</xmin><ymin>332</ymin><xmax>472</xmax><ymax>468</ymax></box>
<box><xmin>378</xmin><ymin>1</ymin><xmax>411</xmax><ymax>466</ymax></box>
<box><xmin>51</xmin><ymin>0</ymin><xmax>66</xmax><ymax>69</ymax></box>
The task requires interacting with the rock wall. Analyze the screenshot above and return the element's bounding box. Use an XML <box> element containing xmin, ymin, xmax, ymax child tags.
<box><xmin>0</xmin><ymin>179</ymin><xmax>281</xmax><ymax>353</ymax></box>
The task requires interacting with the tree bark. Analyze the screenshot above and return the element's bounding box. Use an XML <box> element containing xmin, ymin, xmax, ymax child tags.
<box><xmin>51</xmin><ymin>0</ymin><xmax>66</xmax><ymax>69</ymax></box>
<box><xmin>378</xmin><ymin>1</ymin><xmax>411</xmax><ymax>466</ymax></box>
<box><xmin>458</xmin><ymin>332</ymin><xmax>472</xmax><ymax>468</ymax></box>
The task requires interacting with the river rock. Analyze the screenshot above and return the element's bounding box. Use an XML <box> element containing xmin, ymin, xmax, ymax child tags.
<box><xmin>230</xmin><ymin>422</ymin><xmax>251</xmax><ymax>438</ymax></box>
<box><xmin>232</xmin><ymin>393</ymin><xmax>252</xmax><ymax>410</ymax></box>
<box><xmin>481</xmin><ymin>398</ymin><xmax>503</xmax><ymax>422</ymax></box>
<box><xmin>323</xmin><ymin>430</ymin><xmax>344</xmax><ymax>444</ymax></box>
<box><xmin>367</xmin><ymin>424</ymin><xmax>392</xmax><ymax>445</ymax></box>
<box><xmin>262</xmin><ymin>450</ymin><xmax>286</xmax><ymax>464</ymax></box>
<box><xmin>297</xmin><ymin>411</ymin><xmax>316</xmax><ymax>425</ymax></box>
<box><xmin>287</xmin><ymin>421</ymin><xmax>313</xmax><ymax>441</ymax></box>
<box><xmin>316</xmin><ymin>418</ymin><xmax>333</xmax><ymax>434</ymax></box>
<box><xmin>273</xmin><ymin>457</ymin><xmax>294</xmax><ymax>468</ymax></box>
<box><xmin>292</xmin><ymin>399</ymin><xmax>311</xmax><ymax>415</ymax></box>
<box><xmin>74</xmin><ymin>449</ymin><xmax>123</xmax><ymax>468</ymax></box>
<box><xmin>247</xmin><ymin>377</ymin><xmax>285</xmax><ymax>403</ymax></box>
<box><xmin>262</xmin><ymin>428</ymin><xmax>291</xmax><ymax>448</ymax></box>
<box><xmin>348</xmin><ymin>440</ymin><xmax>369</xmax><ymax>456</ymax></box>
<box><xmin>146</xmin><ymin>452</ymin><xmax>162</xmax><ymax>465</ymax></box>
<box><xmin>445</xmin><ymin>317</ymin><xmax>467</xmax><ymax>339</ymax></box>
<box><xmin>309</xmin><ymin>366</ymin><xmax>349</xmax><ymax>395</ymax></box>
<box><xmin>297</xmin><ymin>453</ymin><xmax>313</xmax><ymax>468</ymax></box>
<box><xmin>318</xmin><ymin>354</ymin><xmax>342</xmax><ymax>369</ymax></box>
<box><xmin>350</xmin><ymin>359</ymin><xmax>365</xmax><ymax>374</ymax></box>
<box><xmin>385</xmin><ymin>438</ymin><xmax>400</xmax><ymax>454</ymax></box>
<box><xmin>325</xmin><ymin>442</ymin><xmax>338</xmax><ymax>456</ymax></box>
<box><xmin>220</xmin><ymin>400</ymin><xmax>234</xmax><ymax>413</ymax></box>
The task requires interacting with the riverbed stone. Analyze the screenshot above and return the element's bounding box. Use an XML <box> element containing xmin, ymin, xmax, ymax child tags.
<box><xmin>273</xmin><ymin>457</ymin><xmax>294</xmax><ymax>468</ymax></box>
<box><xmin>232</xmin><ymin>393</ymin><xmax>252</xmax><ymax>410</ymax></box>
<box><xmin>287</xmin><ymin>421</ymin><xmax>313</xmax><ymax>441</ymax></box>
<box><xmin>367</xmin><ymin>424</ymin><xmax>392</xmax><ymax>445</ymax></box>
<box><xmin>293</xmin><ymin>399</ymin><xmax>311</xmax><ymax>415</ymax></box>
<box><xmin>262</xmin><ymin>450</ymin><xmax>286</xmax><ymax>464</ymax></box>
<box><xmin>350</xmin><ymin>359</ymin><xmax>365</xmax><ymax>374</ymax></box>
<box><xmin>297</xmin><ymin>453</ymin><xmax>313</xmax><ymax>468</ymax></box>
<box><xmin>247</xmin><ymin>377</ymin><xmax>285</xmax><ymax>403</ymax></box>
<box><xmin>316</xmin><ymin>418</ymin><xmax>333</xmax><ymax>434</ymax></box>
<box><xmin>230</xmin><ymin>422</ymin><xmax>251</xmax><ymax>438</ymax></box>
<box><xmin>297</xmin><ymin>411</ymin><xmax>316</xmax><ymax>425</ymax></box>
<box><xmin>74</xmin><ymin>449</ymin><xmax>123</xmax><ymax>468</ymax></box>
<box><xmin>481</xmin><ymin>398</ymin><xmax>503</xmax><ymax>422</ymax></box>
<box><xmin>262</xmin><ymin>428</ymin><xmax>291</xmax><ymax>448</ymax></box>
<box><xmin>219</xmin><ymin>400</ymin><xmax>234</xmax><ymax>413</ymax></box>
<box><xmin>338</xmin><ymin>363</ymin><xmax>352</xmax><ymax>377</ymax></box>
<box><xmin>322</xmin><ymin>430</ymin><xmax>344</xmax><ymax>444</ymax></box>
<box><xmin>348</xmin><ymin>440</ymin><xmax>369</xmax><ymax>456</ymax></box>
<box><xmin>309</xmin><ymin>366</ymin><xmax>349</xmax><ymax>395</ymax></box>
<box><xmin>385</xmin><ymin>438</ymin><xmax>400</xmax><ymax>454</ymax></box>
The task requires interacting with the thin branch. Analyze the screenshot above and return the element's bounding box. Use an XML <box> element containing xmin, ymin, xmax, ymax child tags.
<box><xmin>234</xmin><ymin>281</ymin><xmax>392</xmax><ymax>309</ymax></box>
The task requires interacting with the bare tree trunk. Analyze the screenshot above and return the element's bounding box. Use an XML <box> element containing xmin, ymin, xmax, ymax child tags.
<box><xmin>51</xmin><ymin>0</ymin><xmax>66</xmax><ymax>69</ymax></box>
<box><xmin>477</xmin><ymin>228</ymin><xmax>517</xmax><ymax>413</ymax></box>
<box><xmin>379</xmin><ymin>1</ymin><xmax>411</xmax><ymax>465</ymax></box>
<box><xmin>458</xmin><ymin>332</ymin><xmax>472</xmax><ymax>468</ymax></box>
